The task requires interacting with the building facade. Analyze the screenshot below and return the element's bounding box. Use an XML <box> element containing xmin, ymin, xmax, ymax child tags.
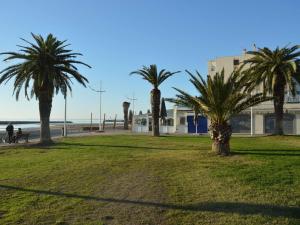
<box><xmin>208</xmin><ymin>51</ymin><xmax>300</xmax><ymax>135</ymax></box>
<box><xmin>132</xmin><ymin>51</ymin><xmax>300</xmax><ymax>135</ymax></box>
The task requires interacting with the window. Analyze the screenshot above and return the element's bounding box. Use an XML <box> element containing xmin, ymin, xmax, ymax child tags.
<box><xmin>233</xmin><ymin>59</ymin><xmax>239</xmax><ymax>66</ymax></box>
<box><xmin>141</xmin><ymin>118</ymin><xmax>147</xmax><ymax>126</ymax></box>
<box><xmin>167</xmin><ymin>118</ymin><xmax>174</xmax><ymax>126</ymax></box>
<box><xmin>180</xmin><ymin>117</ymin><xmax>185</xmax><ymax>125</ymax></box>
<box><xmin>210</xmin><ymin>62</ymin><xmax>216</xmax><ymax>72</ymax></box>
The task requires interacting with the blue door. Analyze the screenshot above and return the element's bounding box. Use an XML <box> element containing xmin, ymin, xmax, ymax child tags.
<box><xmin>187</xmin><ymin>116</ymin><xmax>208</xmax><ymax>133</ymax></box>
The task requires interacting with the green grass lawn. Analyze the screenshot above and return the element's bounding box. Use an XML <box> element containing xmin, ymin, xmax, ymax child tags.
<box><xmin>0</xmin><ymin>135</ymin><xmax>299</xmax><ymax>225</ymax></box>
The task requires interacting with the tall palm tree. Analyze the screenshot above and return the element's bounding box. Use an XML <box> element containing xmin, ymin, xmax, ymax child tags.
<box><xmin>130</xmin><ymin>64</ymin><xmax>180</xmax><ymax>136</ymax></box>
<box><xmin>170</xmin><ymin>70</ymin><xmax>272</xmax><ymax>156</ymax></box>
<box><xmin>0</xmin><ymin>33</ymin><xmax>90</xmax><ymax>144</ymax></box>
<box><xmin>243</xmin><ymin>45</ymin><xmax>300</xmax><ymax>135</ymax></box>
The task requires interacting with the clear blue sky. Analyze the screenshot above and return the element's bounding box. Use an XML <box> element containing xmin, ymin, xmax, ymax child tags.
<box><xmin>0</xmin><ymin>0</ymin><xmax>299</xmax><ymax>121</ymax></box>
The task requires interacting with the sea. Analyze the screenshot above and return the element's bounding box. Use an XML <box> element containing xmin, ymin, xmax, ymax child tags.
<box><xmin>0</xmin><ymin>119</ymin><xmax>124</xmax><ymax>131</ymax></box>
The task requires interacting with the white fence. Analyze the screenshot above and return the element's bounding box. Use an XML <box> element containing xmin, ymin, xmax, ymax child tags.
<box><xmin>132</xmin><ymin>125</ymin><xmax>175</xmax><ymax>133</ymax></box>
<box><xmin>132</xmin><ymin>125</ymin><xmax>148</xmax><ymax>133</ymax></box>
<box><xmin>159</xmin><ymin>126</ymin><xmax>175</xmax><ymax>133</ymax></box>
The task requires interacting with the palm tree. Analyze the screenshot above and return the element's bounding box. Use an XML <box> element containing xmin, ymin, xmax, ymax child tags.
<box><xmin>130</xmin><ymin>64</ymin><xmax>180</xmax><ymax>136</ymax></box>
<box><xmin>123</xmin><ymin>101</ymin><xmax>130</xmax><ymax>130</ymax></box>
<box><xmin>129</xmin><ymin>109</ymin><xmax>133</xmax><ymax>125</ymax></box>
<box><xmin>0</xmin><ymin>33</ymin><xmax>90</xmax><ymax>144</ymax></box>
<box><xmin>160</xmin><ymin>97</ymin><xmax>167</xmax><ymax>125</ymax></box>
<box><xmin>170</xmin><ymin>70</ymin><xmax>272</xmax><ymax>156</ymax></box>
<box><xmin>243</xmin><ymin>45</ymin><xmax>300</xmax><ymax>135</ymax></box>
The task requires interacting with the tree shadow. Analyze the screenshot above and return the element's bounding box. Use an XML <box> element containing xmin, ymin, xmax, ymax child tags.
<box><xmin>231</xmin><ymin>150</ymin><xmax>300</xmax><ymax>157</ymax></box>
<box><xmin>240</xmin><ymin>149</ymin><xmax>300</xmax><ymax>152</ymax></box>
<box><xmin>0</xmin><ymin>184</ymin><xmax>299</xmax><ymax>219</ymax></box>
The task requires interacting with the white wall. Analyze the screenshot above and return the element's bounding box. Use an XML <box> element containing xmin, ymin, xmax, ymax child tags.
<box><xmin>254</xmin><ymin>114</ymin><xmax>264</xmax><ymax>134</ymax></box>
<box><xmin>296</xmin><ymin>114</ymin><xmax>300</xmax><ymax>135</ymax></box>
<box><xmin>132</xmin><ymin>125</ymin><xmax>148</xmax><ymax>133</ymax></box>
<box><xmin>160</xmin><ymin>126</ymin><xmax>175</xmax><ymax>134</ymax></box>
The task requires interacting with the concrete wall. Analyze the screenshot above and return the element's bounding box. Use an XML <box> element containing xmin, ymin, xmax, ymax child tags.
<box><xmin>254</xmin><ymin>114</ymin><xmax>264</xmax><ymax>134</ymax></box>
<box><xmin>176</xmin><ymin>125</ymin><xmax>187</xmax><ymax>133</ymax></box>
<box><xmin>296</xmin><ymin>114</ymin><xmax>300</xmax><ymax>135</ymax></box>
<box><xmin>160</xmin><ymin>126</ymin><xmax>175</xmax><ymax>134</ymax></box>
<box><xmin>132</xmin><ymin>125</ymin><xmax>148</xmax><ymax>133</ymax></box>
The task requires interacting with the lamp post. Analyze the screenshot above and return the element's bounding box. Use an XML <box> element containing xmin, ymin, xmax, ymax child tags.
<box><xmin>250</xmin><ymin>106</ymin><xmax>253</xmax><ymax>136</ymax></box>
<box><xmin>89</xmin><ymin>81</ymin><xmax>106</xmax><ymax>131</ymax></box>
<box><xmin>250</xmin><ymin>91</ymin><xmax>253</xmax><ymax>136</ymax></box>
<box><xmin>64</xmin><ymin>92</ymin><xmax>67</xmax><ymax>137</ymax></box>
<box><xmin>127</xmin><ymin>93</ymin><xmax>137</xmax><ymax>115</ymax></box>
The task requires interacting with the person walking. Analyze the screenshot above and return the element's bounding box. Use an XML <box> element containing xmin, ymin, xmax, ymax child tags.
<box><xmin>6</xmin><ymin>123</ymin><xmax>14</xmax><ymax>144</ymax></box>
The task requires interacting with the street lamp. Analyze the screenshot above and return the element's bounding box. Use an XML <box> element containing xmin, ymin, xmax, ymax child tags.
<box><xmin>64</xmin><ymin>93</ymin><xmax>67</xmax><ymax>136</ymax></box>
<box><xmin>127</xmin><ymin>93</ymin><xmax>137</xmax><ymax>115</ymax></box>
<box><xmin>89</xmin><ymin>81</ymin><xmax>106</xmax><ymax>131</ymax></box>
<box><xmin>250</xmin><ymin>91</ymin><xmax>253</xmax><ymax>136</ymax></box>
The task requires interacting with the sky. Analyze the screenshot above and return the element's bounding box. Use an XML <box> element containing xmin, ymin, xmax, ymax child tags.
<box><xmin>0</xmin><ymin>0</ymin><xmax>300</xmax><ymax>121</ymax></box>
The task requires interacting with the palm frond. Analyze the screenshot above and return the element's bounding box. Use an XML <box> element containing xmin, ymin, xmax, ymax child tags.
<box><xmin>171</xmin><ymin>70</ymin><xmax>271</xmax><ymax>124</ymax></box>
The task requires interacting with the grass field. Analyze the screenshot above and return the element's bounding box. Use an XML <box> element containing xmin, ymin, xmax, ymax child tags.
<box><xmin>0</xmin><ymin>135</ymin><xmax>299</xmax><ymax>225</ymax></box>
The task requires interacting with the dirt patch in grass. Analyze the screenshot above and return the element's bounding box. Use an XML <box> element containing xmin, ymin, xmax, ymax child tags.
<box><xmin>97</xmin><ymin>170</ymin><xmax>166</xmax><ymax>225</ymax></box>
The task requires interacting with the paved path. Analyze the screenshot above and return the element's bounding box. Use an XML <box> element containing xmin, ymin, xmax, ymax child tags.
<box><xmin>0</xmin><ymin>128</ymin><xmax>132</xmax><ymax>147</ymax></box>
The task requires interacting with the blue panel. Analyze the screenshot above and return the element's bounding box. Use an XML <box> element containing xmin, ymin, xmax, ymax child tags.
<box><xmin>187</xmin><ymin>116</ymin><xmax>196</xmax><ymax>133</ymax></box>
<box><xmin>198</xmin><ymin>116</ymin><xmax>208</xmax><ymax>133</ymax></box>
<box><xmin>187</xmin><ymin>116</ymin><xmax>208</xmax><ymax>133</ymax></box>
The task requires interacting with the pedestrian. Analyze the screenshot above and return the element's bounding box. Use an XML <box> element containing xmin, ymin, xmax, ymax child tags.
<box><xmin>6</xmin><ymin>123</ymin><xmax>14</xmax><ymax>144</ymax></box>
<box><xmin>14</xmin><ymin>128</ymin><xmax>23</xmax><ymax>143</ymax></box>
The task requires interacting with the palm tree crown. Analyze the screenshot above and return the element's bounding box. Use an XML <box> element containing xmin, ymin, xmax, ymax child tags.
<box><xmin>243</xmin><ymin>45</ymin><xmax>300</xmax><ymax>95</ymax></box>
<box><xmin>130</xmin><ymin>64</ymin><xmax>180</xmax><ymax>89</ymax></box>
<box><xmin>0</xmin><ymin>33</ymin><xmax>90</xmax><ymax>100</ymax></box>
<box><xmin>243</xmin><ymin>45</ymin><xmax>300</xmax><ymax>135</ymax></box>
<box><xmin>173</xmin><ymin>70</ymin><xmax>270</xmax><ymax>125</ymax></box>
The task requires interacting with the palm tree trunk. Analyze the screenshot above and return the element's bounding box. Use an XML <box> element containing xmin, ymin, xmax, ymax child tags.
<box><xmin>273</xmin><ymin>79</ymin><xmax>285</xmax><ymax>135</ymax></box>
<box><xmin>123</xmin><ymin>102</ymin><xmax>130</xmax><ymax>130</ymax></box>
<box><xmin>38</xmin><ymin>92</ymin><xmax>53</xmax><ymax>144</ymax></box>
<box><xmin>209</xmin><ymin>123</ymin><xmax>232</xmax><ymax>156</ymax></box>
<box><xmin>151</xmin><ymin>88</ymin><xmax>161</xmax><ymax>137</ymax></box>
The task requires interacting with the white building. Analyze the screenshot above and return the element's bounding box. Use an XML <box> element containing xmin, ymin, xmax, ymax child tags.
<box><xmin>132</xmin><ymin>51</ymin><xmax>300</xmax><ymax>135</ymax></box>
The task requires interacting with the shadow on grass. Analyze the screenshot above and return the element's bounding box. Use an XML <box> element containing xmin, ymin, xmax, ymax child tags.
<box><xmin>232</xmin><ymin>149</ymin><xmax>300</xmax><ymax>157</ymax></box>
<box><xmin>240</xmin><ymin>149</ymin><xmax>300</xmax><ymax>152</ymax></box>
<box><xmin>0</xmin><ymin>184</ymin><xmax>299</xmax><ymax>219</ymax></box>
<box><xmin>231</xmin><ymin>150</ymin><xmax>300</xmax><ymax>157</ymax></box>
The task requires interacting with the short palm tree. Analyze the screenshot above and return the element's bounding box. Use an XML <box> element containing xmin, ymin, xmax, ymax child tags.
<box><xmin>130</xmin><ymin>65</ymin><xmax>180</xmax><ymax>136</ymax></box>
<box><xmin>123</xmin><ymin>101</ymin><xmax>130</xmax><ymax>130</ymax></box>
<box><xmin>0</xmin><ymin>33</ymin><xmax>90</xmax><ymax>144</ymax></box>
<box><xmin>243</xmin><ymin>45</ymin><xmax>300</xmax><ymax>135</ymax></box>
<box><xmin>171</xmin><ymin>70</ymin><xmax>272</xmax><ymax>155</ymax></box>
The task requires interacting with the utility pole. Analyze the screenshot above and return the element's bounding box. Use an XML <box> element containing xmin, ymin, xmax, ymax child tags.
<box><xmin>89</xmin><ymin>81</ymin><xmax>106</xmax><ymax>131</ymax></box>
<box><xmin>250</xmin><ymin>91</ymin><xmax>253</xmax><ymax>136</ymax></box>
<box><xmin>250</xmin><ymin>106</ymin><xmax>253</xmax><ymax>136</ymax></box>
<box><xmin>90</xmin><ymin>112</ymin><xmax>93</xmax><ymax>132</ymax></box>
<box><xmin>127</xmin><ymin>93</ymin><xmax>137</xmax><ymax>115</ymax></box>
<box><xmin>64</xmin><ymin>92</ymin><xmax>67</xmax><ymax>137</ymax></box>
